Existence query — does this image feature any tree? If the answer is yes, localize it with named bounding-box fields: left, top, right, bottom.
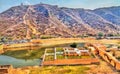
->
left=108, top=33, right=114, bottom=37
left=118, top=46, right=120, bottom=49
left=70, top=43, right=77, bottom=48
left=98, top=32, right=104, bottom=39
left=1, top=37, right=6, bottom=43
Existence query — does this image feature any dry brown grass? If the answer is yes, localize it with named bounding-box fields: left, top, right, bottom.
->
left=31, top=38, right=119, bottom=46
left=86, top=60, right=119, bottom=74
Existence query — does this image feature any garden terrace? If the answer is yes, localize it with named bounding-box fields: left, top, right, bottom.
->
left=42, top=47, right=99, bottom=66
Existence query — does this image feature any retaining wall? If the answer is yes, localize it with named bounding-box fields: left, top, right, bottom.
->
left=87, top=43, right=120, bottom=71
left=3, top=42, right=42, bottom=51
left=43, top=58, right=99, bottom=66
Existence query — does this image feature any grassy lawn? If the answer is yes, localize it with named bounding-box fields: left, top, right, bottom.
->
left=56, top=47, right=63, bottom=52
left=45, top=55, right=54, bottom=61
left=57, top=55, right=92, bottom=59
left=67, top=56, right=81, bottom=59
left=46, top=47, right=63, bottom=53
left=46, top=49, right=54, bottom=53
left=57, top=55, right=65, bottom=59
left=66, top=55, right=91, bottom=59
left=2, top=48, right=45, bottom=59
left=29, top=66, right=90, bottom=74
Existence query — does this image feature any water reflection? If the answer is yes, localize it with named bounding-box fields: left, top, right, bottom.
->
left=0, top=55, right=41, bottom=68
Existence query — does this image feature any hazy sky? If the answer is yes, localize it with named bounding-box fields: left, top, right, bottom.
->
left=0, top=0, right=120, bottom=13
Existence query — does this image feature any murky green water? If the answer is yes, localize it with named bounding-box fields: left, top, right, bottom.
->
left=0, top=55, right=41, bottom=68
left=0, top=43, right=85, bottom=68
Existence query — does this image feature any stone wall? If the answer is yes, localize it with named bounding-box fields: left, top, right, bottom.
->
left=0, top=65, right=13, bottom=74
left=43, top=58, right=99, bottom=66
left=98, top=49, right=120, bottom=70
left=87, top=43, right=120, bottom=71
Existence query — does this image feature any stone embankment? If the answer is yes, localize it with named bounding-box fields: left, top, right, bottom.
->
left=87, top=43, right=120, bottom=71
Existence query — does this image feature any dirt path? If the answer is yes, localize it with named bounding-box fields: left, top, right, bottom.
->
left=23, top=6, right=40, bottom=39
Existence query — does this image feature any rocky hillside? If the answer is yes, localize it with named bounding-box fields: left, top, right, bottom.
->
left=0, top=3, right=120, bottom=39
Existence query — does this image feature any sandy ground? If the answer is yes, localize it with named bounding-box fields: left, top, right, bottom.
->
left=11, top=68, right=30, bottom=74
left=31, top=38, right=119, bottom=45
left=86, top=60, right=119, bottom=74
left=16, top=60, right=120, bottom=74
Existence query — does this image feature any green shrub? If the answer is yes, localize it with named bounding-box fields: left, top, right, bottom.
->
left=70, top=43, right=77, bottom=48
left=118, top=46, right=120, bottom=49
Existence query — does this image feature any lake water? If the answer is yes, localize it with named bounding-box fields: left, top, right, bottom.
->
left=0, top=43, right=85, bottom=68
left=0, top=55, right=41, bottom=68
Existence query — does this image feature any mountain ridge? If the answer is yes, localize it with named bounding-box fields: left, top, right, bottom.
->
left=0, top=3, right=120, bottom=39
